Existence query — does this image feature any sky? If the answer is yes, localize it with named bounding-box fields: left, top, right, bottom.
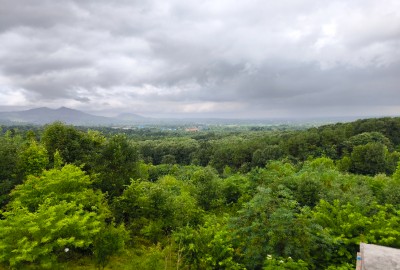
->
left=0, top=0, right=399, bottom=119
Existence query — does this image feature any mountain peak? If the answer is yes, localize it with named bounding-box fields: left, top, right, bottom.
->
left=57, top=106, right=77, bottom=111
left=0, top=107, right=147, bottom=126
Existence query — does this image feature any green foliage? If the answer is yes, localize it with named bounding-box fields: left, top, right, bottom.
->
left=336, top=156, right=351, bottom=172
left=366, top=174, right=389, bottom=203
left=94, top=224, right=128, bottom=269
left=53, top=149, right=64, bottom=169
left=93, top=134, right=139, bottom=198
left=249, top=161, right=296, bottom=188
left=0, top=135, right=20, bottom=180
left=263, top=255, right=308, bottom=270
left=138, top=137, right=199, bottom=165
left=9, top=165, right=104, bottom=212
left=221, top=174, right=251, bottom=206
left=189, top=167, right=223, bottom=211
left=231, top=186, right=316, bottom=269
left=0, top=134, right=22, bottom=207
left=295, top=174, right=323, bottom=207
left=2, top=118, right=400, bottom=269
left=350, top=142, right=388, bottom=175
left=391, top=161, right=400, bottom=181
left=127, top=244, right=178, bottom=270
left=113, top=176, right=202, bottom=242
left=325, top=263, right=354, bottom=270
left=174, top=216, right=244, bottom=270
left=386, top=151, right=400, bottom=175
left=344, top=132, right=392, bottom=152
left=161, top=154, right=176, bottom=164
left=190, top=167, right=221, bottom=211
left=209, top=137, right=255, bottom=172
left=17, top=140, right=48, bottom=177
left=383, top=170, right=400, bottom=205
left=0, top=165, right=112, bottom=268
left=312, top=199, right=400, bottom=265
left=312, top=200, right=367, bottom=263
left=286, top=130, right=321, bottom=161
left=305, top=157, right=336, bottom=170
left=42, top=122, right=91, bottom=165
left=0, top=200, right=102, bottom=268
left=252, top=145, right=284, bottom=167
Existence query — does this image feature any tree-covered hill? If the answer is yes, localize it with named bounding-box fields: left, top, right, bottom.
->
left=0, top=117, right=400, bottom=269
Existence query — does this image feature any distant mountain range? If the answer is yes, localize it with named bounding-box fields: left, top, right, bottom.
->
left=0, top=107, right=147, bottom=126
left=0, top=106, right=367, bottom=127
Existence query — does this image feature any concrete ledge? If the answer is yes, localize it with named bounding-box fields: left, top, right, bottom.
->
left=358, top=243, right=400, bottom=270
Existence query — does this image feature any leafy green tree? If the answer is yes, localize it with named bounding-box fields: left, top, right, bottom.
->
left=386, top=151, right=400, bottom=175
left=17, top=140, right=48, bottom=178
left=231, top=186, right=317, bottom=269
left=350, top=142, right=387, bottom=175
left=113, top=176, right=202, bottom=242
left=41, top=123, right=105, bottom=171
left=293, top=158, right=335, bottom=207
left=0, top=133, right=21, bottom=181
left=247, top=161, right=296, bottom=189
left=391, top=161, right=400, bottom=181
left=174, top=216, right=244, bottom=270
left=190, top=167, right=223, bottom=211
left=336, top=156, right=351, bottom=172
left=161, top=154, right=177, bottom=164
left=8, top=164, right=105, bottom=212
left=221, top=174, right=251, bottom=206
left=129, top=243, right=176, bottom=270
left=312, top=200, right=367, bottom=264
left=53, top=149, right=64, bottom=169
left=252, top=145, right=284, bottom=167
left=209, top=137, right=254, bottom=172
left=93, top=224, right=128, bottom=269
left=0, top=165, right=112, bottom=268
left=286, top=130, right=321, bottom=161
left=138, top=138, right=199, bottom=165
left=381, top=163, right=400, bottom=205
left=295, top=175, right=323, bottom=208
left=0, top=200, right=103, bottom=268
left=343, top=132, right=392, bottom=153
left=318, top=126, right=346, bottom=159
left=312, top=199, right=400, bottom=266
left=0, top=134, right=22, bottom=207
left=191, top=140, right=213, bottom=166
left=365, top=174, right=389, bottom=203
left=42, top=122, right=88, bottom=165
left=94, top=134, right=139, bottom=198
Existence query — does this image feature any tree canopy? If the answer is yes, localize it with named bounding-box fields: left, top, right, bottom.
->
left=1, top=118, right=400, bottom=269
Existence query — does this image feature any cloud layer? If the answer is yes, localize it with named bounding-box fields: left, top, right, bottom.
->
left=1, top=0, right=400, bottom=118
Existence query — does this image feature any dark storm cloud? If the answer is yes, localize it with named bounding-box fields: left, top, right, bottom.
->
left=0, top=0, right=400, bottom=117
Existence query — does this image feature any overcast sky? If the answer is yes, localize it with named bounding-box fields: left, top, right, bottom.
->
left=0, top=0, right=399, bottom=118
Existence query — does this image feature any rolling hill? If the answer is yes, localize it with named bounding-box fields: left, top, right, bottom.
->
left=0, top=107, right=146, bottom=126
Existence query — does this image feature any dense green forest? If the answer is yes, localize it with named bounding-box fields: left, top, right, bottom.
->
left=1, top=117, right=400, bottom=269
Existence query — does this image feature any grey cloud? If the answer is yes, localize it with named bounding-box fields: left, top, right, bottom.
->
left=0, top=0, right=400, bottom=117
left=74, top=96, right=90, bottom=103
left=0, top=0, right=81, bottom=32
left=2, top=53, right=92, bottom=77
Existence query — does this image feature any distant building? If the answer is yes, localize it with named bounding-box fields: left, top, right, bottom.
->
left=185, top=127, right=199, bottom=132
left=356, top=243, right=400, bottom=270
